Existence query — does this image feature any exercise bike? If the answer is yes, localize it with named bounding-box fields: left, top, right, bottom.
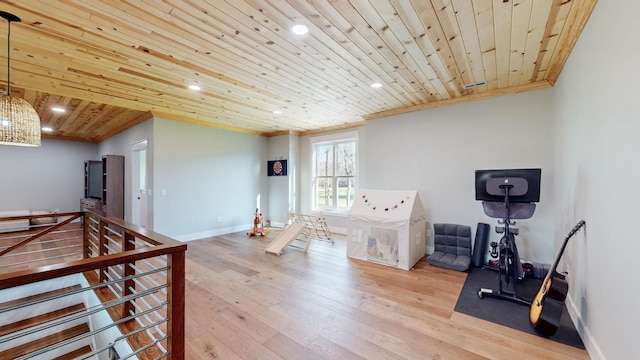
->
left=474, top=169, right=541, bottom=306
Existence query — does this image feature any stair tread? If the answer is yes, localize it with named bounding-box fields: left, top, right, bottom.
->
left=51, top=344, right=93, bottom=360
left=0, top=284, right=83, bottom=310
left=0, top=323, right=90, bottom=359
left=0, top=303, right=86, bottom=337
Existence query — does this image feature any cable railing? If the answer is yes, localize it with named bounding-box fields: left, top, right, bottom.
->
left=0, top=210, right=186, bottom=360
left=0, top=212, right=84, bottom=272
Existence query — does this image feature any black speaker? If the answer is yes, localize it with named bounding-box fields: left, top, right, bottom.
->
left=472, top=222, right=490, bottom=268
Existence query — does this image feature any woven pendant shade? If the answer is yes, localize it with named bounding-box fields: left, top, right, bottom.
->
left=0, top=94, right=41, bottom=146
left=0, top=11, right=41, bottom=147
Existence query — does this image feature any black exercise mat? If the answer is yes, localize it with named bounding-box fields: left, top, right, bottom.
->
left=454, top=267, right=584, bottom=349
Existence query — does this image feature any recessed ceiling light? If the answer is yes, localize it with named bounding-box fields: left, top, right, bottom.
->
left=292, top=24, right=308, bottom=35
left=42, top=126, right=53, bottom=132
left=51, top=106, right=66, bottom=113
left=273, top=110, right=282, bottom=114
left=370, top=82, right=382, bottom=88
left=188, top=84, right=201, bottom=91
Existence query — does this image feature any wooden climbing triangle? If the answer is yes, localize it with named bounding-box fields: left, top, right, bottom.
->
left=288, top=211, right=333, bottom=244
left=264, top=211, right=334, bottom=256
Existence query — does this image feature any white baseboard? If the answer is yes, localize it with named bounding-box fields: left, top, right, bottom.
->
left=330, top=226, right=347, bottom=235
left=174, top=224, right=252, bottom=242
left=174, top=224, right=348, bottom=242
left=269, top=221, right=287, bottom=229
left=566, top=293, right=605, bottom=360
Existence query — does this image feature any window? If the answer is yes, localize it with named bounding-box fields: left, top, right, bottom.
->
left=312, top=134, right=357, bottom=212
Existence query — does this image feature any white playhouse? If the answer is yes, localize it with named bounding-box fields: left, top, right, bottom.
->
left=347, top=189, right=427, bottom=270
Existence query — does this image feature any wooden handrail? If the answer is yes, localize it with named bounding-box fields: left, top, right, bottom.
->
left=92, top=212, right=183, bottom=247
left=0, top=213, right=81, bottom=257
left=0, top=211, right=76, bottom=222
left=0, top=243, right=186, bottom=290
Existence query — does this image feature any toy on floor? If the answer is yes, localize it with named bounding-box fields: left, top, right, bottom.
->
left=247, top=208, right=267, bottom=237
left=263, top=211, right=333, bottom=255
left=265, top=223, right=306, bottom=256
left=288, top=211, right=333, bottom=243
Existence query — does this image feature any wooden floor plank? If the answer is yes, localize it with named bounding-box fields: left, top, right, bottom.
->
left=263, top=333, right=326, bottom=360
left=307, top=335, right=367, bottom=360
left=183, top=232, right=589, bottom=360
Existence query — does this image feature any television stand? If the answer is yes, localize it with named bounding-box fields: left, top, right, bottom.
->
left=80, top=198, right=102, bottom=212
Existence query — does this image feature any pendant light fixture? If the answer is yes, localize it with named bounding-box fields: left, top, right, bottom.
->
left=0, top=11, right=40, bottom=147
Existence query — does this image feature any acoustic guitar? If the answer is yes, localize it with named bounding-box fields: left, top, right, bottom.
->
left=529, top=220, right=585, bottom=336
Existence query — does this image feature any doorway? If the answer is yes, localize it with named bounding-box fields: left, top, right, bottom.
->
left=131, top=140, right=148, bottom=228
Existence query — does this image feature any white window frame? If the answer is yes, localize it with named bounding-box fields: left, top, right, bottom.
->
left=310, top=131, right=358, bottom=213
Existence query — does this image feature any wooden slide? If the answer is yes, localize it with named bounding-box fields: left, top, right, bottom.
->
left=265, top=223, right=306, bottom=256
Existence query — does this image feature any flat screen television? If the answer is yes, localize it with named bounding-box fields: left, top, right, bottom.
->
left=475, top=168, right=541, bottom=203
left=87, top=162, right=103, bottom=199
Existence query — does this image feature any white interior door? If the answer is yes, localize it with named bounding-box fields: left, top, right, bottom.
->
left=131, top=140, right=148, bottom=228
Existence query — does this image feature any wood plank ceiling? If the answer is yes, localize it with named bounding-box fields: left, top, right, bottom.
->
left=0, top=0, right=596, bottom=142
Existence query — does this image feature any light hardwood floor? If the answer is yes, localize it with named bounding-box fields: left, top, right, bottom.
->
left=183, top=231, right=589, bottom=360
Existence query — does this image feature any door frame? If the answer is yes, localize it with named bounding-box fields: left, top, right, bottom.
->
left=131, top=139, right=148, bottom=228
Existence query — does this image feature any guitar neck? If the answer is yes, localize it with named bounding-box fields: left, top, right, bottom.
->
left=546, top=220, right=586, bottom=276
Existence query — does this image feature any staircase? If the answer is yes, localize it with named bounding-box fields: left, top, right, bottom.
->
left=0, top=210, right=187, bottom=359
left=0, top=276, right=95, bottom=359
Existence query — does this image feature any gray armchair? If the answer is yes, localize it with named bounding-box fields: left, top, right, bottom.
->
left=427, top=223, right=472, bottom=271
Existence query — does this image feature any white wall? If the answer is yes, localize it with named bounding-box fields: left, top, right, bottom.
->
left=553, top=1, right=640, bottom=359
left=366, top=90, right=556, bottom=259
left=152, top=118, right=268, bottom=239
left=267, top=135, right=291, bottom=226
left=0, top=139, right=98, bottom=212
left=300, top=90, right=556, bottom=259
left=288, top=133, right=300, bottom=214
